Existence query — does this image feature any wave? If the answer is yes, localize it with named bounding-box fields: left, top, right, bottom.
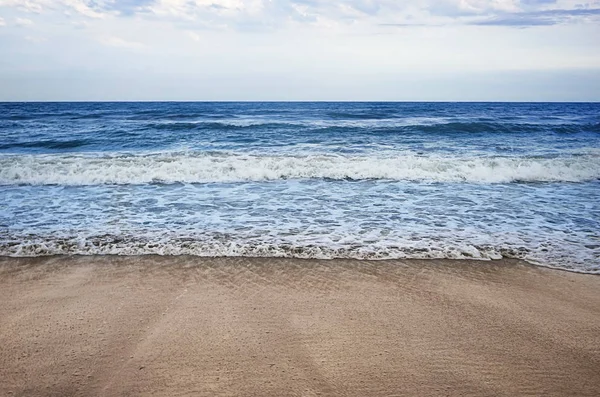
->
left=0, top=234, right=525, bottom=261
left=143, top=120, right=303, bottom=131
left=210, top=121, right=597, bottom=136
left=0, top=139, right=91, bottom=150
left=1, top=151, right=599, bottom=185
left=326, top=111, right=398, bottom=120
left=414, top=122, right=600, bottom=135
left=135, top=120, right=600, bottom=133
left=1, top=234, right=596, bottom=274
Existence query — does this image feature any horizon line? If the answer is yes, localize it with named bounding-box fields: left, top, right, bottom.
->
left=1, top=100, right=599, bottom=104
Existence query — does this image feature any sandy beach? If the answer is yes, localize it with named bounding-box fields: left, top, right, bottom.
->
left=0, top=256, right=599, bottom=397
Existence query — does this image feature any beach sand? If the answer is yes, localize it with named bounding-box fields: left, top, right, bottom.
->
left=0, top=256, right=599, bottom=396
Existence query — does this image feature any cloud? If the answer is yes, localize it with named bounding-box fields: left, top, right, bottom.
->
left=187, top=31, right=201, bottom=41
left=1, top=0, right=599, bottom=29
left=1, top=2, right=599, bottom=101
left=96, top=0, right=156, bottom=16
left=14, top=17, right=33, bottom=26
left=0, top=17, right=5, bottom=26
left=0, top=0, right=46, bottom=13
left=470, top=7, right=600, bottom=26
left=137, top=1, right=600, bottom=29
left=25, top=35, right=47, bottom=43
left=98, top=35, right=145, bottom=49
left=65, top=1, right=106, bottom=18
left=0, top=0, right=106, bottom=18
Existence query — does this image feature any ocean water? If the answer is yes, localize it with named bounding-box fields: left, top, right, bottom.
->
left=1, top=102, right=599, bottom=273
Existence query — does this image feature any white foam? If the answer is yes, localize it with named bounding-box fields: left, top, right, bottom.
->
left=1, top=234, right=596, bottom=274
left=1, top=152, right=599, bottom=185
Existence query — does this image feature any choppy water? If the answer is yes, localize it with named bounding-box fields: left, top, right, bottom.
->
left=1, top=102, right=599, bottom=273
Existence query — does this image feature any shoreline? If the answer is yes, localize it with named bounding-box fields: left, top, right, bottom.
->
left=1, top=256, right=599, bottom=396
left=1, top=254, right=598, bottom=276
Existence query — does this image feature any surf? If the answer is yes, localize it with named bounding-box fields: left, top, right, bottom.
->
left=1, top=151, right=599, bottom=186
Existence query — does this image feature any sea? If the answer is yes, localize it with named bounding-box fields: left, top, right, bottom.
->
left=0, top=102, right=599, bottom=273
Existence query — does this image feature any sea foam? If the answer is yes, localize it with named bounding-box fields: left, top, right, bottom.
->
left=2, top=102, right=599, bottom=274
left=1, top=151, right=598, bottom=186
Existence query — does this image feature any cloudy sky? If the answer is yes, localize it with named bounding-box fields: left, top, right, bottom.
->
left=0, top=0, right=599, bottom=101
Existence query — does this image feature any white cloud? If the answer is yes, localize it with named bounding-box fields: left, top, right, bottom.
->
left=61, top=0, right=106, bottom=18
left=0, top=17, right=5, bottom=26
left=25, top=35, right=47, bottom=43
left=0, top=0, right=107, bottom=18
left=0, top=0, right=47, bottom=13
left=15, top=17, right=33, bottom=26
left=453, top=0, right=521, bottom=14
left=0, top=0, right=598, bottom=100
left=98, top=35, right=145, bottom=50
left=187, top=31, right=201, bottom=42
left=0, top=0, right=40, bottom=5
left=1, top=1, right=599, bottom=29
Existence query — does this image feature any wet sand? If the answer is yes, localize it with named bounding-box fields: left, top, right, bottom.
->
left=0, top=256, right=599, bottom=397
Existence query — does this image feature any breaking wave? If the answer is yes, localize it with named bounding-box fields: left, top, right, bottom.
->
left=0, top=234, right=511, bottom=260
left=1, top=152, right=599, bottom=186
left=1, top=233, right=597, bottom=274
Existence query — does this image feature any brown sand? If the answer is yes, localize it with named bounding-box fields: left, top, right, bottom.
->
left=0, top=256, right=599, bottom=397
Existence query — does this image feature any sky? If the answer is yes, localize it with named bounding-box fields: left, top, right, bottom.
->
left=0, top=0, right=599, bottom=101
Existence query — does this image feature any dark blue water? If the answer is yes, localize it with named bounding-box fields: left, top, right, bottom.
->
left=1, top=102, right=599, bottom=272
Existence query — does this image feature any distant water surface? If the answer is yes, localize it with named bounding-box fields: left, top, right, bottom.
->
left=1, top=102, right=599, bottom=273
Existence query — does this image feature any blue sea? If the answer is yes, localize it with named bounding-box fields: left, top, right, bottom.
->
left=1, top=102, right=599, bottom=273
